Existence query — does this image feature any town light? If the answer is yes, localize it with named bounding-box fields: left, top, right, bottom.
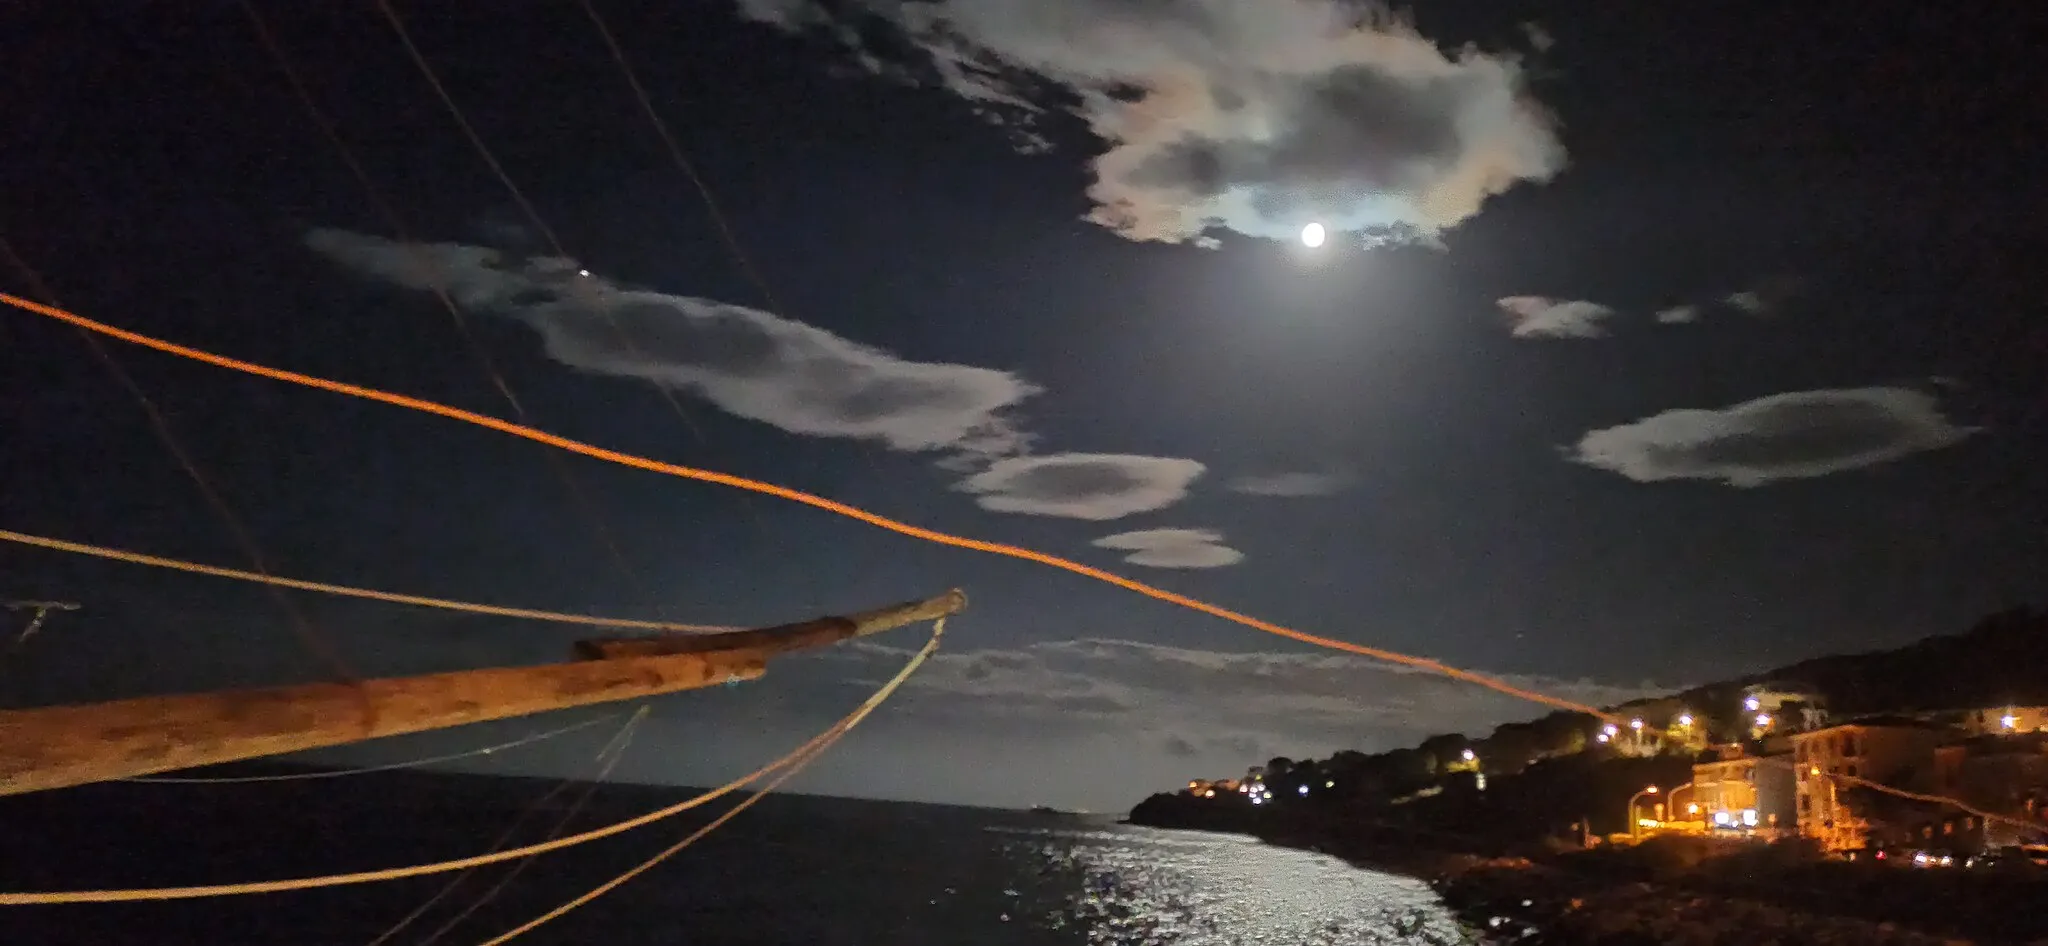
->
left=1629, top=718, right=1643, bottom=730
left=2002, top=714, right=2019, bottom=730
left=1203, top=789, right=1216, bottom=798
left=1744, top=696, right=1762, bottom=712
left=1755, top=713, right=1772, bottom=727
left=1325, top=780, right=1335, bottom=788
left=1676, top=714, right=1693, bottom=727
left=1645, top=785, right=1659, bottom=794
left=1810, top=765, right=1821, bottom=776
left=1298, top=784, right=1310, bottom=796
left=1687, top=803, right=1700, bottom=814
left=1596, top=732, right=1610, bottom=743
left=1460, top=749, right=1476, bottom=762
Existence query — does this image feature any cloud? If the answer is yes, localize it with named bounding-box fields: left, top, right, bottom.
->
left=1569, top=386, right=1978, bottom=487
left=1723, top=290, right=1766, bottom=314
left=738, top=0, right=1566, bottom=246
left=308, top=229, right=1039, bottom=459
left=1654, top=304, right=1700, bottom=325
left=1093, top=528, right=1245, bottom=569
left=955, top=453, right=1206, bottom=520
left=1496, top=296, right=1616, bottom=339
left=817, top=637, right=1665, bottom=760
left=1229, top=471, right=1353, bottom=497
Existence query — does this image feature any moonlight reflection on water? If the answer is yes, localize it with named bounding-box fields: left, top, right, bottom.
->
left=1003, top=825, right=1469, bottom=945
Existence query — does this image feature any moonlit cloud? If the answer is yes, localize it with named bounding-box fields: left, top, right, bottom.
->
left=1654, top=304, right=1701, bottom=325
left=1093, top=528, right=1244, bottom=569
left=1569, top=386, right=1978, bottom=487
left=308, top=229, right=1040, bottom=459
left=737, top=0, right=1566, bottom=246
left=1496, top=296, right=1617, bottom=339
left=1229, top=471, right=1354, bottom=497
left=1724, top=290, right=1766, bottom=314
left=955, top=453, right=1206, bottom=520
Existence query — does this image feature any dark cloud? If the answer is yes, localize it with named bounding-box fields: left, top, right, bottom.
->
left=1496, top=296, right=1617, bottom=339
left=737, top=0, right=1565, bottom=245
left=955, top=453, right=1205, bottom=520
left=1228, top=471, right=1354, bottom=497
left=1654, top=304, right=1701, bottom=325
left=1570, top=386, right=1978, bottom=486
left=1092, top=528, right=1244, bottom=569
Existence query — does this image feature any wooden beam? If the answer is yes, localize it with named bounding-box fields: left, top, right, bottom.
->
left=0, top=589, right=965, bottom=797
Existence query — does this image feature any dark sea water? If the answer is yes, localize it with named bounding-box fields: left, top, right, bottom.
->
left=0, top=771, right=1467, bottom=945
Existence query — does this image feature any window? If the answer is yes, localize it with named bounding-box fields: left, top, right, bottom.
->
left=1943, top=821, right=1954, bottom=835
left=1845, top=764, right=1857, bottom=778
left=1922, top=826, right=1933, bottom=839
left=1800, top=796, right=1811, bottom=813
left=1963, top=817, right=1975, bottom=829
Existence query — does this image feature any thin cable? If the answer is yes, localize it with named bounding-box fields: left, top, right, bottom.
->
left=372, top=0, right=830, bottom=616
left=0, top=237, right=359, bottom=686
left=0, top=527, right=733, bottom=633
left=120, top=712, right=625, bottom=784
left=571, top=0, right=784, bottom=317
left=0, top=616, right=940, bottom=905
left=234, top=1, right=663, bottom=616
left=364, top=706, right=649, bottom=946
left=12, top=294, right=2030, bottom=838
left=477, top=618, right=944, bottom=946
left=571, top=0, right=927, bottom=553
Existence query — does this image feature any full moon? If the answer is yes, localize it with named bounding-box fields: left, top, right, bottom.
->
left=1300, top=222, right=1326, bottom=248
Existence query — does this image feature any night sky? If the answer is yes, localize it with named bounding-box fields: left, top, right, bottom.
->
left=2, top=1, right=2041, bottom=811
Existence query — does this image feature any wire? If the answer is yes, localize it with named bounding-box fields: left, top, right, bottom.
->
left=0, top=616, right=941, bottom=905
left=234, top=0, right=664, bottom=616
left=476, top=618, right=944, bottom=945
left=371, top=0, right=831, bottom=615
left=8, top=293, right=2034, bottom=840
left=0, top=527, right=733, bottom=633
left=570, top=0, right=785, bottom=319
left=0, top=236, right=359, bottom=687
left=364, top=706, right=649, bottom=946
left=119, top=712, right=625, bottom=784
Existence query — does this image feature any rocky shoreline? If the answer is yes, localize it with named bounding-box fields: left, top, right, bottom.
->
left=1131, top=809, right=2044, bottom=945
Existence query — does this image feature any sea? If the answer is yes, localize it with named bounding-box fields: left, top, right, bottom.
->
left=0, top=770, right=1468, bottom=946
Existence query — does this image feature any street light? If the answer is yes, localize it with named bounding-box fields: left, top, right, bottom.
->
left=1460, top=749, right=1477, bottom=762
left=2001, top=714, right=2019, bottom=731
left=1628, top=785, right=1659, bottom=840
left=1676, top=713, right=1693, bottom=727
left=1629, top=718, right=1643, bottom=731
left=1668, top=783, right=1696, bottom=822
left=1744, top=696, right=1762, bottom=712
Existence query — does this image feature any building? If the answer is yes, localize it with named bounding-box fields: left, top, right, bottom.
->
left=1960, top=705, right=2048, bottom=736
left=1791, top=717, right=1949, bottom=854
left=1742, top=681, right=1829, bottom=732
left=1689, top=748, right=1795, bottom=836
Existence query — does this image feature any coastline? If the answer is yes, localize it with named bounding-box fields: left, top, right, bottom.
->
left=1131, top=808, right=2041, bottom=945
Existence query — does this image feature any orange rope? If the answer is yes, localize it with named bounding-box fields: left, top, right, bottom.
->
left=0, top=291, right=1601, bottom=721
left=5, top=294, right=2036, bottom=843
